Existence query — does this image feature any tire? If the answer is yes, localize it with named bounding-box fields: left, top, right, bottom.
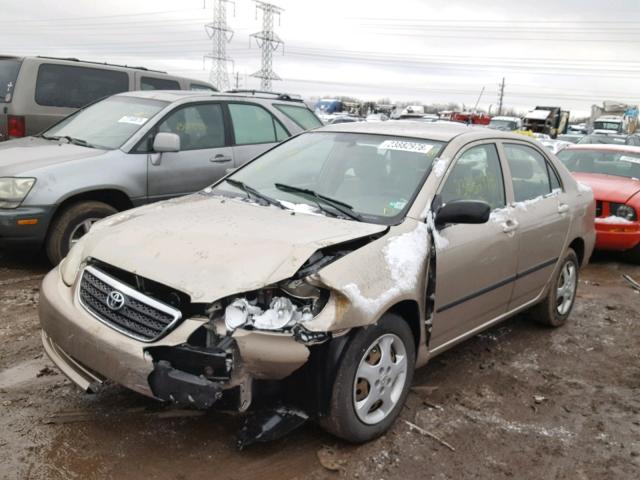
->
left=45, top=201, right=117, bottom=265
left=528, top=248, right=579, bottom=327
left=319, top=313, right=416, bottom=443
left=623, top=244, right=640, bottom=265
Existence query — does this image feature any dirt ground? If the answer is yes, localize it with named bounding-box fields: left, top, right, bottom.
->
left=0, top=247, right=639, bottom=480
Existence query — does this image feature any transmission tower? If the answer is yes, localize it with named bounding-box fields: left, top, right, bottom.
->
left=204, top=0, right=234, bottom=91
left=250, top=1, right=284, bottom=91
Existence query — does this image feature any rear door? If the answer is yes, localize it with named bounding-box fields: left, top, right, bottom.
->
left=147, top=102, right=233, bottom=200
left=227, top=102, right=289, bottom=167
left=430, top=142, right=519, bottom=351
left=500, top=142, right=570, bottom=310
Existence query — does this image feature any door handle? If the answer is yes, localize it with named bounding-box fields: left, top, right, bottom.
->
left=210, top=154, right=232, bottom=163
left=501, top=219, right=519, bottom=234
left=558, top=203, right=570, bottom=214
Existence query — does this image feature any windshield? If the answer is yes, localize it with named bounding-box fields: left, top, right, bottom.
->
left=44, top=96, right=168, bottom=150
left=213, top=132, right=445, bottom=224
left=578, top=134, right=627, bottom=145
left=594, top=121, right=621, bottom=131
left=558, top=149, right=640, bottom=180
left=0, top=58, right=21, bottom=102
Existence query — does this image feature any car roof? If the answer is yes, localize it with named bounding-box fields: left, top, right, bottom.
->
left=564, top=144, right=640, bottom=154
left=316, top=120, right=522, bottom=142
left=116, top=89, right=305, bottom=104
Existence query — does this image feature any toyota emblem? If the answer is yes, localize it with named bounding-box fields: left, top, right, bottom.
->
left=106, top=290, right=126, bottom=311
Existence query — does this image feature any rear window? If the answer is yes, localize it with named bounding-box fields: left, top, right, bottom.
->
left=274, top=104, right=323, bottom=130
left=35, top=64, right=129, bottom=108
left=141, top=77, right=181, bottom=91
left=0, top=58, right=22, bottom=102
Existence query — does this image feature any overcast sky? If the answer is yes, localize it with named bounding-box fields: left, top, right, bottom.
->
left=3, top=0, right=640, bottom=116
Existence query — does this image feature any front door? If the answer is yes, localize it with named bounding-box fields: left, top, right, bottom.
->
left=430, top=142, right=519, bottom=352
left=500, top=142, right=571, bottom=310
left=147, top=102, right=233, bottom=201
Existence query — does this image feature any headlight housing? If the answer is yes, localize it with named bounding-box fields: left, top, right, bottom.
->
left=0, top=177, right=36, bottom=208
left=223, top=279, right=329, bottom=332
left=611, top=203, right=637, bottom=221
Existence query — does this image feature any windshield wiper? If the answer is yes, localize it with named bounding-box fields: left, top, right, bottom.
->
left=41, top=134, right=95, bottom=148
left=274, top=183, right=362, bottom=221
left=225, top=178, right=285, bottom=209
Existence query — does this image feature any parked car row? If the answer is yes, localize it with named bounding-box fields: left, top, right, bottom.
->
left=3, top=63, right=631, bottom=446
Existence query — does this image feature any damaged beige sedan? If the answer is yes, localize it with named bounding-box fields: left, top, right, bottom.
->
left=39, top=122, right=595, bottom=446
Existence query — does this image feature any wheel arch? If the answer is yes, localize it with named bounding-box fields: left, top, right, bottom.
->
left=568, top=237, right=586, bottom=267
left=47, top=188, right=134, bottom=232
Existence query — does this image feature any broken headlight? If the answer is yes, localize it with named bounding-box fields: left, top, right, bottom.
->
left=223, top=279, right=329, bottom=332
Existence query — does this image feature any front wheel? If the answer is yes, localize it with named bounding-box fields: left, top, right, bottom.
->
left=528, top=248, right=579, bottom=327
left=45, top=201, right=117, bottom=265
left=319, top=313, right=415, bottom=443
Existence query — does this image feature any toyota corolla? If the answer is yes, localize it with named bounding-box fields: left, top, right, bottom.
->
left=39, top=122, right=595, bottom=445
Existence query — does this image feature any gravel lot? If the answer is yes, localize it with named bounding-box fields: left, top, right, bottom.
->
left=1, top=247, right=639, bottom=480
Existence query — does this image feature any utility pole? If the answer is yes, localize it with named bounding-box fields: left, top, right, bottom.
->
left=250, top=1, right=284, bottom=91
left=204, top=0, right=234, bottom=91
left=497, top=77, right=505, bottom=115
left=235, top=71, right=240, bottom=89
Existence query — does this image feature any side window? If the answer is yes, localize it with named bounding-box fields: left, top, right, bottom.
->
left=141, top=77, right=180, bottom=91
left=156, top=103, right=225, bottom=151
left=504, top=144, right=554, bottom=202
left=228, top=103, right=289, bottom=145
left=440, top=143, right=505, bottom=210
left=548, top=163, right=562, bottom=191
left=274, top=104, right=323, bottom=130
left=35, top=64, right=129, bottom=108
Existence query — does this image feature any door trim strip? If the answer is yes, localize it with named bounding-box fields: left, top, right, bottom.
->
left=436, top=256, right=559, bottom=313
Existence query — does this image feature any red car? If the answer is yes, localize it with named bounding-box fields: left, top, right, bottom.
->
left=558, top=144, right=640, bottom=261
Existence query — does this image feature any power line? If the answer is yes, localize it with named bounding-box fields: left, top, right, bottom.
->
left=250, top=1, right=284, bottom=91
left=204, top=0, right=235, bottom=91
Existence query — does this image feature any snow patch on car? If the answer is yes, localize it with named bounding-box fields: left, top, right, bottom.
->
left=431, top=157, right=449, bottom=178
left=595, top=215, right=635, bottom=224
left=342, top=222, right=429, bottom=315
left=577, top=182, right=593, bottom=193
left=280, top=201, right=323, bottom=216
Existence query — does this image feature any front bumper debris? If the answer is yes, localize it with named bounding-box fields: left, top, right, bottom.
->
left=148, top=361, right=224, bottom=409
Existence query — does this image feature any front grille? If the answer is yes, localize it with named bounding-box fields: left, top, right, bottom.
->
left=78, top=266, right=182, bottom=342
left=595, top=200, right=603, bottom=218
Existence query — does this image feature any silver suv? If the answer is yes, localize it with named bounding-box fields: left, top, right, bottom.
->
left=0, top=89, right=322, bottom=263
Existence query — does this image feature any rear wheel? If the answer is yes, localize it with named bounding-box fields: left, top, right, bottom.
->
left=45, top=201, right=117, bottom=265
left=319, top=314, right=415, bottom=443
left=528, top=248, right=579, bottom=327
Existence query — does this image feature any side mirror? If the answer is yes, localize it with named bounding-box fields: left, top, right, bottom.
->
left=435, top=200, right=491, bottom=227
left=153, top=132, right=180, bottom=153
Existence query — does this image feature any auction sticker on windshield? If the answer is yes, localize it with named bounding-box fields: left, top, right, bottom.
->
left=118, top=115, right=149, bottom=125
left=378, top=140, right=434, bottom=154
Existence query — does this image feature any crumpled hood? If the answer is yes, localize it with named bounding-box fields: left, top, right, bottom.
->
left=81, top=194, right=388, bottom=302
left=572, top=172, right=640, bottom=204
left=0, top=136, right=107, bottom=176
